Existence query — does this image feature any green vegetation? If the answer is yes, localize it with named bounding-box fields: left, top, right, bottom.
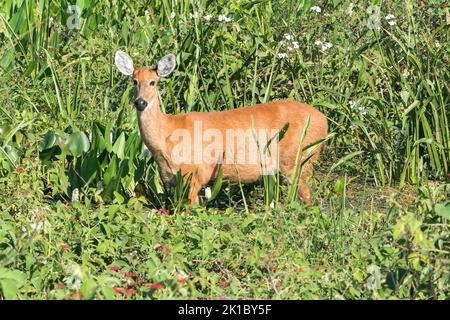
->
left=0, top=0, right=449, bottom=299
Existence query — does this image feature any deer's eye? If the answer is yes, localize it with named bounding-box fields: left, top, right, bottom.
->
left=149, top=80, right=155, bottom=86
left=133, top=79, right=138, bottom=86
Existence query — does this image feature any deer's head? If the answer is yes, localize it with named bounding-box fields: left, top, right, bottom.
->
left=115, top=51, right=176, bottom=111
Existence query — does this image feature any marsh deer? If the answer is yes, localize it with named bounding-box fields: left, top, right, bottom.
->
left=115, top=50, right=328, bottom=205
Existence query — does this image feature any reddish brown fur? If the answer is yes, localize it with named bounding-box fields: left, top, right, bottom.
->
left=133, top=68, right=328, bottom=205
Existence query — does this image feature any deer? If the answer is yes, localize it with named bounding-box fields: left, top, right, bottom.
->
left=114, top=50, right=328, bottom=206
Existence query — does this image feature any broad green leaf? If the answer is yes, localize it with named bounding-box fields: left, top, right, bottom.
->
left=112, top=132, right=126, bottom=160
left=435, top=203, right=450, bottom=220
left=40, top=131, right=57, bottom=151
left=67, top=131, right=90, bottom=157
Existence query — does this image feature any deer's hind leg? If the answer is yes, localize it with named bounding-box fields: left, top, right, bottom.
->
left=283, top=161, right=313, bottom=205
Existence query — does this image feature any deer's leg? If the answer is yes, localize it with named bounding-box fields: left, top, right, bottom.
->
left=188, top=176, right=202, bottom=205
left=285, top=162, right=313, bottom=205
left=183, top=166, right=211, bottom=205
left=297, top=163, right=313, bottom=205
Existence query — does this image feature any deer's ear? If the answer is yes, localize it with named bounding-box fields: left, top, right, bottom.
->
left=157, top=54, right=176, bottom=77
left=115, top=50, right=134, bottom=76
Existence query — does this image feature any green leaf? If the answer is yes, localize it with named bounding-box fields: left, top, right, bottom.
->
left=0, top=279, right=19, bottom=300
left=113, top=191, right=124, bottom=204
left=80, top=150, right=100, bottom=184
left=0, top=268, right=26, bottom=300
left=112, top=132, right=126, bottom=160
left=208, top=168, right=223, bottom=203
left=67, top=131, right=90, bottom=157
left=435, top=203, right=450, bottom=220
left=40, top=131, right=57, bottom=151
left=333, top=179, right=345, bottom=193
left=104, top=122, right=113, bottom=153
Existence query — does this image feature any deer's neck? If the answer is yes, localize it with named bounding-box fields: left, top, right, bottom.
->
left=137, top=98, right=168, bottom=154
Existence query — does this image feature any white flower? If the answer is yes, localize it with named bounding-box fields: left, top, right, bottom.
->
left=218, top=14, right=231, bottom=23
left=349, top=100, right=356, bottom=109
left=310, top=6, right=322, bottom=13
left=358, top=106, right=366, bottom=115
left=65, top=265, right=82, bottom=290
left=24, top=220, right=51, bottom=234
left=269, top=201, right=275, bottom=208
left=322, top=42, right=333, bottom=50
left=315, top=40, right=333, bottom=51
left=71, top=188, right=79, bottom=202
left=49, top=17, right=55, bottom=26
left=189, top=11, right=199, bottom=20
left=347, top=3, right=354, bottom=16
left=277, top=53, right=288, bottom=59
left=287, top=46, right=293, bottom=51
left=204, top=14, right=213, bottom=21
left=292, top=41, right=299, bottom=49
left=435, top=41, right=440, bottom=48
left=170, top=12, right=176, bottom=19
left=284, top=33, right=294, bottom=41
left=204, top=187, right=212, bottom=199
left=385, top=14, right=397, bottom=26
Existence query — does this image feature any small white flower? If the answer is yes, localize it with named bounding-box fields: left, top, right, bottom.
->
left=71, top=188, right=79, bottom=202
left=170, top=12, right=176, bottom=19
left=435, top=41, right=440, bottom=48
left=204, top=187, right=212, bottom=199
left=358, top=106, right=366, bottom=115
left=402, top=69, right=410, bottom=78
left=385, top=14, right=397, bottom=26
left=204, top=14, right=213, bottom=21
left=65, top=265, right=82, bottom=290
left=347, top=3, right=354, bottom=16
left=287, top=46, right=293, bottom=51
left=26, top=220, right=51, bottom=234
left=284, top=33, right=294, bottom=41
left=349, top=100, right=356, bottom=109
left=310, top=6, right=322, bottom=13
left=269, top=201, right=275, bottom=208
left=49, top=17, right=55, bottom=26
left=189, top=11, right=199, bottom=20
left=315, top=40, right=332, bottom=51
left=277, top=53, right=288, bottom=59
left=179, top=288, right=189, bottom=297
left=292, top=41, right=299, bottom=49
left=218, top=14, right=231, bottom=23
left=322, top=42, right=333, bottom=50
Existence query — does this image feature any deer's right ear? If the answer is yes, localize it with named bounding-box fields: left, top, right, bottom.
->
left=157, top=54, right=176, bottom=77
left=115, top=50, right=134, bottom=76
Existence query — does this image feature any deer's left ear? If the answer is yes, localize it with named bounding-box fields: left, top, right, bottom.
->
left=157, top=54, right=176, bottom=77
left=115, top=50, right=134, bottom=76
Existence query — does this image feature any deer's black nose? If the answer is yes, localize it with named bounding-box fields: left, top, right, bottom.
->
left=134, top=98, right=148, bottom=111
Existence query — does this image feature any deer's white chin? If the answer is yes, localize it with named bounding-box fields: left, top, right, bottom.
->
left=147, top=99, right=154, bottom=110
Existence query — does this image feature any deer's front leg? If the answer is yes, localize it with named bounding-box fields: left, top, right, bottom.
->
left=184, top=166, right=211, bottom=205
left=181, top=166, right=202, bottom=205
left=188, top=177, right=202, bottom=204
